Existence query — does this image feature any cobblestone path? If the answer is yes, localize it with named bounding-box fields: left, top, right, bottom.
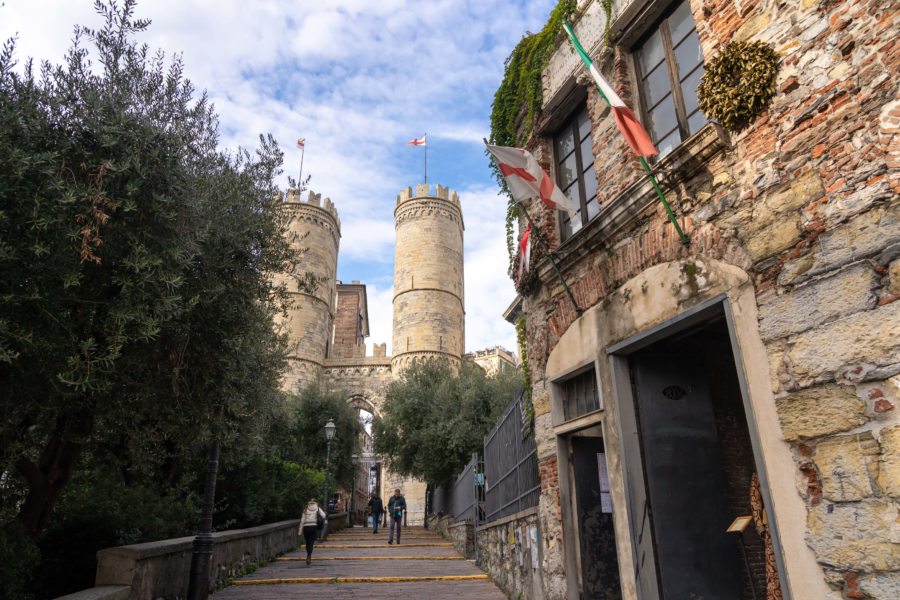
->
left=213, top=526, right=507, bottom=599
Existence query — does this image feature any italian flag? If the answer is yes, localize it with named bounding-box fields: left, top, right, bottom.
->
left=562, top=22, right=658, bottom=158
left=485, top=144, right=579, bottom=218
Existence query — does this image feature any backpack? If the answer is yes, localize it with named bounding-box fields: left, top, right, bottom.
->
left=316, top=509, right=325, bottom=528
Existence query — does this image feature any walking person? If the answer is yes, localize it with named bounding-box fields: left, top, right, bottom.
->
left=387, top=488, right=406, bottom=545
left=299, top=498, right=326, bottom=565
left=367, top=492, right=384, bottom=534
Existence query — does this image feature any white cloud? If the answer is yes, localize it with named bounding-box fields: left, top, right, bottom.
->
left=2, top=0, right=551, bottom=362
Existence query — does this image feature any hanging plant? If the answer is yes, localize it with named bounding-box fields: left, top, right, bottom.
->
left=488, top=0, right=577, bottom=274
left=697, top=40, right=779, bottom=132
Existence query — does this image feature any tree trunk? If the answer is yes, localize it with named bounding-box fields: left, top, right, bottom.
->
left=16, top=412, right=94, bottom=539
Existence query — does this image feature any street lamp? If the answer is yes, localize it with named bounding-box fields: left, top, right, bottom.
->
left=321, top=419, right=336, bottom=538
left=349, top=454, right=359, bottom=528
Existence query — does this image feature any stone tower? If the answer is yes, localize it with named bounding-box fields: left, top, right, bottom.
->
left=391, top=183, right=465, bottom=373
left=275, top=189, right=340, bottom=391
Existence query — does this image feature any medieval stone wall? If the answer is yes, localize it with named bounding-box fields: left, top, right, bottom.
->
left=273, top=190, right=340, bottom=392
left=515, top=1, right=899, bottom=599
left=392, top=183, right=465, bottom=372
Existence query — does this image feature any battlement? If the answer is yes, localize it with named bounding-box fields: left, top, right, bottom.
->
left=283, top=188, right=341, bottom=227
left=396, top=183, right=460, bottom=206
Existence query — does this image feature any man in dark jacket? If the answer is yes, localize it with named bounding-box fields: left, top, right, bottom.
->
left=387, top=488, right=406, bottom=544
left=367, top=492, right=384, bottom=533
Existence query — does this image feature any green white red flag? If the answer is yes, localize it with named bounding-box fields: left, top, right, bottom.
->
left=562, top=22, right=658, bottom=157
left=485, top=143, right=579, bottom=218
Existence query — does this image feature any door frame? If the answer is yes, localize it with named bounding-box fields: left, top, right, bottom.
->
left=606, top=294, right=791, bottom=600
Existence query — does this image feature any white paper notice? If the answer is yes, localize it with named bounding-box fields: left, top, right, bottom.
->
left=530, top=525, right=539, bottom=569
left=598, top=453, right=612, bottom=514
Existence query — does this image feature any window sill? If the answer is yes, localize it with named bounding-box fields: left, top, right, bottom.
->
left=554, top=409, right=603, bottom=435
left=541, top=120, right=730, bottom=280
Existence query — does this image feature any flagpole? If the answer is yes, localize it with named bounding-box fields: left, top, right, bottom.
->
left=424, top=133, right=428, bottom=184
left=518, top=202, right=583, bottom=317
left=298, top=145, right=305, bottom=191
left=562, top=21, right=689, bottom=245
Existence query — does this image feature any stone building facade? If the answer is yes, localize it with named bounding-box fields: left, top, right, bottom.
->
left=275, top=183, right=467, bottom=526
left=497, top=1, right=899, bottom=599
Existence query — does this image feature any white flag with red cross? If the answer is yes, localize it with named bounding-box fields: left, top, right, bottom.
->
left=485, top=144, right=578, bottom=218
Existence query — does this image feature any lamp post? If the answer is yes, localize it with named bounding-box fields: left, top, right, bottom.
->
left=186, top=440, right=219, bottom=600
left=321, top=419, right=336, bottom=538
left=349, top=454, right=359, bottom=528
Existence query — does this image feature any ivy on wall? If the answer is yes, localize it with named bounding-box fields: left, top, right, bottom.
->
left=516, top=315, right=535, bottom=434
left=697, top=40, right=779, bottom=132
left=488, top=0, right=577, bottom=274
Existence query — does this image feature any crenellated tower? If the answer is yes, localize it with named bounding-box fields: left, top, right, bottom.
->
left=274, top=189, right=340, bottom=391
left=391, top=183, right=465, bottom=373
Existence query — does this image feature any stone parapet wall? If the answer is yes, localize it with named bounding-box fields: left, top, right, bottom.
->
left=87, top=520, right=300, bottom=599
left=426, top=515, right=475, bottom=559
left=476, top=508, right=544, bottom=600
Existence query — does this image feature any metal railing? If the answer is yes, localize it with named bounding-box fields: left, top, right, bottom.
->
left=432, top=452, right=480, bottom=523
left=483, top=388, right=540, bottom=522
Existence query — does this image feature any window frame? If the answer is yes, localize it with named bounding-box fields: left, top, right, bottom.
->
left=632, top=0, right=705, bottom=160
left=560, top=365, right=602, bottom=422
left=552, top=105, right=597, bottom=243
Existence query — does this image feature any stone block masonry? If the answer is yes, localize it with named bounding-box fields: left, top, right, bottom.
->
left=392, top=183, right=465, bottom=373
left=509, top=0, right=900, bottom=598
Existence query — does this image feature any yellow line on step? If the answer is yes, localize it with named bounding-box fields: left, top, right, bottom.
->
left=276, top=556, right=464, bottom=561
left=310, top=543, right=453, bottom=548
left=233, top=574, right=489, bottom=585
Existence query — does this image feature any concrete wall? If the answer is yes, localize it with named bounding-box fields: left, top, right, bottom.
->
left=82, top=520, right=300, bottom=600
left=510, top=1, right=900, bottom=598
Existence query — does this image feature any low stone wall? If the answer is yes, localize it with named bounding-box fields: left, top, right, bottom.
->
left=74, top=519, right=300, bottom=600
left=476, top=507, right=544, bottom=600
left=426, top=514, right=475, bottom=559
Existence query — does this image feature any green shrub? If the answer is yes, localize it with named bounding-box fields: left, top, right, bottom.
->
left=0, top=522, right=40, bottom=600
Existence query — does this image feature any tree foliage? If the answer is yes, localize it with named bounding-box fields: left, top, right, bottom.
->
left=373, top=359, right=519, bottom=486
left=0, top=0, right=303, bottom=539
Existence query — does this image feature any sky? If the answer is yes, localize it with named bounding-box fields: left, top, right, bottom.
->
left=1, top=0, right=558, bottom=356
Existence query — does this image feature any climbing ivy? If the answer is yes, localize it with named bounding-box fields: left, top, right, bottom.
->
left=516, top=316, right=535, bottom=434
left=489, top=0, right=577, bottom=273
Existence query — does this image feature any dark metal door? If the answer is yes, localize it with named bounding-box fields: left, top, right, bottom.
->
left=631, top=351, right=743, bottom=599
left=571, top=436, right=622, bottom=600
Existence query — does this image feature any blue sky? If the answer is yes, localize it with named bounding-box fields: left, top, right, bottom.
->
left=1, top=0, right=558, bottom=355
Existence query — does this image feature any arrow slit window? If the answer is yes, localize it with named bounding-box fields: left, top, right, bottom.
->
left=634, top=0, right=707, bottom=159
left=555, top=106, right=598, bottom=242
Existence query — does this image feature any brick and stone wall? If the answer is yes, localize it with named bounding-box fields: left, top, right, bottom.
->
left=514, top=1, right=899, bottom=598
left=476, top=508, right=544, bottom=600
left=332, top=285, right=365, bottom=358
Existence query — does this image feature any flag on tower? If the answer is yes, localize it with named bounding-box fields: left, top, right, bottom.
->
left=407, top=134, right=427, bottom=146
left=517, top=222, right=532, bottom=282
left=296, top=138, right=305, bottom=149
left=562, top=22, right=657, bottom=157
left=485, top=143, right=578, bottom=218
